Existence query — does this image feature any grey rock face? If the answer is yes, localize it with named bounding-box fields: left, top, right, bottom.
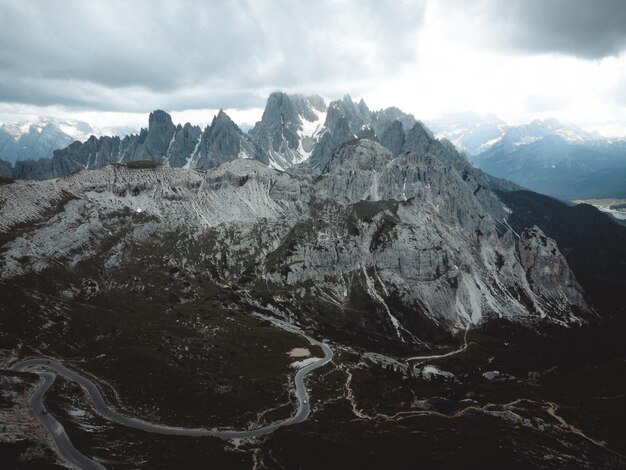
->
left=250, top=92, right=300, bottom=153
left=370, top=106, right=417, bottom=137
left=6, top=92, right=450, bottom=181
left=0, top=128, right=12, bottom=155
left=402, top=122, right=470, bottom=172
left=9, top=90, right=619, bottom=211
left=0, top=137, right=592, bottom=350
left=308, top=103, right=355, bottom=170
left=317, top=140, right=503, bottom=229
left=166, top=123, right=203, bottom=167
left=141, top=110, right=177, bottom=161
left=192, top=110, right=267, bottom=169
left=356, top=125, right=376, bottom=140
left=403, top=122, right=432, bottom=154
left=12, top=154, right=67, bottom=180
left=516, top=226, right=587, bottom=313
left=307, top=98, right=420, bottom=171
left=307, top=95, right=375, bottom=170
left=250, top=92, right=327, bottom=170
left=379, top=121, right=405, bottom=156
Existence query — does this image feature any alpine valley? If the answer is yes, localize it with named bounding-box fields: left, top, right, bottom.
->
left=1, top=93, right=625, bottom=469
left=428, top=113, right=626, bottom=204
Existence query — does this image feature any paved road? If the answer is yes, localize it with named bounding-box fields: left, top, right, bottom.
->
left=10, top=318, right=333, bottom=469
left=26, top=371, right=106, bottom=470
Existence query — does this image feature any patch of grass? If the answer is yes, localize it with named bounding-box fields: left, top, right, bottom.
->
left=0, top=441, right=66, bottom=470
left=60, top=297, right=312, bottom=428
left=262, top=405, right=614, bottom=470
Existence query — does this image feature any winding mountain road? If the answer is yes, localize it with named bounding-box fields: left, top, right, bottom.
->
left=10, top=317, right=333, bottom=469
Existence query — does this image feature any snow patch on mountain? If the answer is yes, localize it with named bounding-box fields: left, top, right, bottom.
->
left=297, top=108, right=327, bottom=162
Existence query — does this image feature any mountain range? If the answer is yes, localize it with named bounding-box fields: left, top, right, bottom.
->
left=428, top=113, right=626, bottom=201
left=2, top=92, right=626, bottom=469
left=2, top=98, right=623, bottom=345
left=0, top=93, right=427, bottom=181
left=0, top=117, right=135, bottom=167
left=2, top=98, right=624, bottom=207
left=427, top=113, right=603, bottom=156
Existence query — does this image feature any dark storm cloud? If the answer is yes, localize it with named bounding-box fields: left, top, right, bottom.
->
left=474, top=0, right=626, bottom=59
left=0, top=0, right=426, bottom=111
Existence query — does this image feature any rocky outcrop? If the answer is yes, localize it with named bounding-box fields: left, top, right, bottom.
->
left=516, top=226, right=587, bottom=313
left=308, top=95, right=368, bottom=170
left=140, top=110, right=177, bottom=160
left=370, top=106, right=417, bottom=138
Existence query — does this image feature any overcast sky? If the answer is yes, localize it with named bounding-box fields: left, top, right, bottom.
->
left=1, top=0, right=626, bottom=136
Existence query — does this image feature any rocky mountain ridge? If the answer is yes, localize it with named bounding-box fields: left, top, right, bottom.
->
left=0, top=117, right=134, bottom=166
left=428, top=113, right=603, bottom=156
left=428, top=113, right=626, bottom=200
left=0, top=136, right=593, bottom=350
left=0, top=92, right=441, bottom=181
left=472, top=133, right=626, bottom=200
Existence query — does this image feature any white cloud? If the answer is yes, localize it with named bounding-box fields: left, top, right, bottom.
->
left=361, top=2, right=626, bottom=137
left=1, top=0, right=625, bottom=136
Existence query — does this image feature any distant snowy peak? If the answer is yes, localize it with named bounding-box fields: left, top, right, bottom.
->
left=540, top=119, right=602, bottom=143
left=428, top=114, right=603, bottom=156
left=0, top=119, right=92, bottom=165
left=427, top=113, right=508, bottom=156
left=490, top=119, right=602, bottom=155
left=1, top=117, right=135, bottom=143
left=0, top=117, right=138, bottom=166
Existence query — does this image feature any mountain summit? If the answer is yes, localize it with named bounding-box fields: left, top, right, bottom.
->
left=0, top=93, right=430, bottom=180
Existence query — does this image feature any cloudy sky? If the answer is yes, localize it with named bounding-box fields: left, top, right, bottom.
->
left=1, top=0, right=626, bottom=135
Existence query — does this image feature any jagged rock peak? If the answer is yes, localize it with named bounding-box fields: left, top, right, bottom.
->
left=250, top=92, right=328, bottom=170
left=148, top=109, right=174, bottom=129
left=4, top=92, right=466, bottom=181
left=403, top=121, right=433, bottom=153
left=213, top=109, right=238, bottom=128
left=261, top=92, right=327, bottom=122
